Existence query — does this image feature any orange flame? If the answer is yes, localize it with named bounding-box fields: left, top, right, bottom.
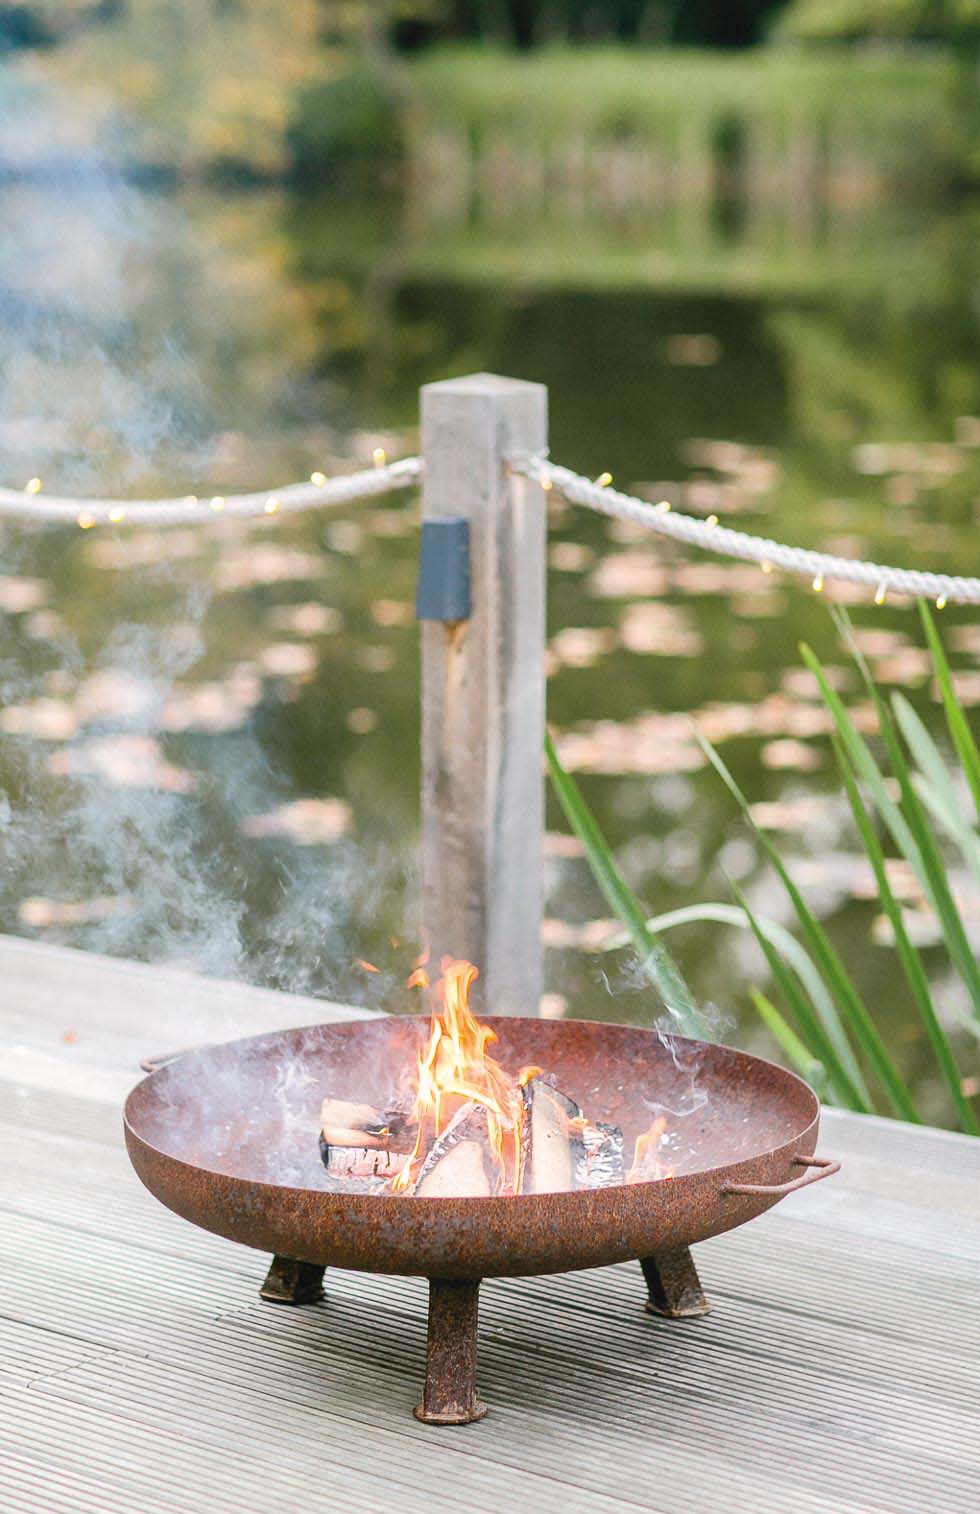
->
left=392, top=958, right=523, bottom=1194
left=627, top=1115, right=669, bottom=1183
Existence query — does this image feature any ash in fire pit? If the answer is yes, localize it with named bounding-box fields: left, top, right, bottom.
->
left=318, top=958, right=654, bottom=1197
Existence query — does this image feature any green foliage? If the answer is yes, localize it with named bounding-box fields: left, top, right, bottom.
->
left=709, top=615, right=980, bottom=1133
left=410, top=1, right=788, bottom=47
left=287, top=67, right=405, bottom=179
left=544, top=731, right=707, bottom=1036
left=697, top=725, right=922, bottom=1122
left=26, top=0, right=330, bottom=177
left=12, top=3, right=980, bottom=182
left=779, top=0, right=980, bottom=45
left=407, top=41, right=962, bottom=133
left=546, top=609, right=980, bottom=1135
left=405, top=44, right=975, bottom=194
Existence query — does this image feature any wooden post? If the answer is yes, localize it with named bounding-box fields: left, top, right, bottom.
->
left=420, top=373, right=547, bottom=1015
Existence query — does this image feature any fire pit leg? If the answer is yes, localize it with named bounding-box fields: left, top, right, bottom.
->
left=259, top=1256, right=326, bottom=1305
left=640, top=1248, right=711, bottom=1319
left=414, top=1278, right=488, bottom=1426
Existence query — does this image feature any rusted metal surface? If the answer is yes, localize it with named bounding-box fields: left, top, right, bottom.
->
left=259, top=1256, right=326, bottom=1305
left=125, top=1016, right=839, bottom=1421
left=641, top=1248, right=712, bottom=1319
left=414, top=1278, right=487, bottom=1425
left=124, top=1016, right=833, bottom=1281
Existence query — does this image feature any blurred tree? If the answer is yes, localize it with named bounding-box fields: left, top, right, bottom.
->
left=26, top=0, right=329, bottom=175
left=669, top=1, right=790, bottom=45
left=389, top=1, right=791, bottom=47
left=779, top=0, right=980, bottom=45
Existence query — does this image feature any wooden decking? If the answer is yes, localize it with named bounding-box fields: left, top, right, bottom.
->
left=1, top=936, right=978, bottom=1513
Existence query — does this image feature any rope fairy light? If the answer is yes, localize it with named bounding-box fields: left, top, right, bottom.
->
left=514, top=456, right=980, bottom=608
left=3, top=435, right=977, bottom=608
left=0, top=456, right=422, bottom=529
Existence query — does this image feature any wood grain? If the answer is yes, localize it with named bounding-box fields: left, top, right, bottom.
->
left=420, top=374, right=547, bottom=1014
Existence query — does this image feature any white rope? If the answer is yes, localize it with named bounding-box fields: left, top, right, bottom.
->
left=518, top=458, right=980, bottom=607
left=0, top=457, right=422, bottom=528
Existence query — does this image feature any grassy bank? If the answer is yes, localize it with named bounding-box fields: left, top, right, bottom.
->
left=13, top=30, right=979, bottom=193
left=403, top=45, right=977, bottom=203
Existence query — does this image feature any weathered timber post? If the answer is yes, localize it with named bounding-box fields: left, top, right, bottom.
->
left=419, top=374, right=547, bottom=1015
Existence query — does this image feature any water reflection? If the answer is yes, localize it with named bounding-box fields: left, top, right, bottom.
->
left=1, top=176, right=978, bottom=1117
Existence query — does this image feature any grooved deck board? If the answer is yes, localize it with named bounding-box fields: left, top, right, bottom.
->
left=1, top=936, right=978, bottom=1512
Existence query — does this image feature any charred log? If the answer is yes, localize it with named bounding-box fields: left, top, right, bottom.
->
left=413, top=1102, right=498, bottom=1197
left=319, top=1136, right=408, bottom=1179
left=519, top=1077, right=586, bottom=1194
left=317, top=1079, right=624, bottom=1197
left=319, top=1097, right=415, bottom=1152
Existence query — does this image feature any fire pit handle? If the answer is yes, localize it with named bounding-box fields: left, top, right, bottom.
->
left=140, top=1046, right=202, bottom=1074
left=721, top=1154, right=840, bottom=1198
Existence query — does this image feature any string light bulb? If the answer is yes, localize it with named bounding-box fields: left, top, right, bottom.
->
left=594, top=471, right=613, bottom=488
left=265, top=496, right=280, bottom=515
left=77, top=512, right=96, bottom=530
left=184, top=494, right=198, bottom=506
left=108, top=507, right=126, bottom=524
left=24, top=477, right=41, bottom=495
left=209, top=496, right=225, bottom=513
left=761, top=560, right=773, bottom=574
left=706, top=514, right=719, bottom=529
left=874, top=582, right=887, bottom=605
left=540, top=475, right=553, bottom=492
left=655, top=500, right=671, bottom=515
left=936, top=594, right=947, bottom=610
left=310, top=471, right=327, bottom=487
left=372, top=447, right=387, bottom=468
left=812, top=573, right=824, bottom=593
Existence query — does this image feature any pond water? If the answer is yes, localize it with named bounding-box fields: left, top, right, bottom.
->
left=1, top=174, right=978, bottom=1118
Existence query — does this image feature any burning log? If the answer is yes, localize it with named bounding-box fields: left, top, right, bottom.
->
left=519, top=1077, right=586, bottom=1194
left=412, top=1102, right=498, bottom=1197
left=314, top=964, right=630, bottom=1198
left=319, top=1097, right=415, bottom=1152
left=319, top=1097, right=417, bottom=1192
left=319, top=1144, right=408, bottom=1193
left=517, top=1078, right=625, bottom=1194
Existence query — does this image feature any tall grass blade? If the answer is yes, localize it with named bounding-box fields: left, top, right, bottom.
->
left=799, top=642, right=921, bottom=872
left=729, top=879, right=869, bottom=1111
left=827, top=616, right=980, bottom=1030
left=892, top=693, right=980, bottom=889
left=544, top=731, right=707, bottom=1036
left=699, top=730, right=921, bottom=1121
left=835, top=736, right=978, bottom=1135
left=749, top=989, right=829, bottom=1097
left=919, top=599, right=980, bottom=823
left=603, top=902, right=871, bottom=1104
left=876, top=695, right=980, bottom=1029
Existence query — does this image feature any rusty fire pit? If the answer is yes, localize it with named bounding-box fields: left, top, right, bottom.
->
left=124, top=1015, right=838, bottom=1425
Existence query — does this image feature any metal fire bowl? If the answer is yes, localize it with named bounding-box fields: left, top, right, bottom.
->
left=124, top=1016, right=824, bottom=1280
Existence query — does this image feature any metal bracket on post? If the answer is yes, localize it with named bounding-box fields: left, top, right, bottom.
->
left=419, top=373, right=548, bottom=1015
left=416, top=518, right=471, bottom=624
